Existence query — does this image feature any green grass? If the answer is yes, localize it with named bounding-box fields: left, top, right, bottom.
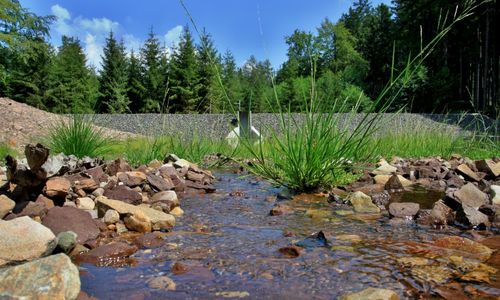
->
left=46, top=115, right=111, bottom=158
left=0, top=142, right=17, bottom=165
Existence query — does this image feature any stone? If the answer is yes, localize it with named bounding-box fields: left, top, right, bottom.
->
left=44, top=177, right=71, bottom=199
left=96, top=196, right=175, bottom=229
left=0, top=216, right=56, bottom=266
left=433, top=236, right=493, bottom=262
left=24, top=143, right=50, bottom=172
left=42, top=206, right=100, bottom=244
left=146, top=275, right=176, bottom=291
left=270, top=203, right=292, bottom=216
left=476, top=159, right=500, bottom=177
left=348, top=191, right=380, bottom=213
left=74, top=241, right=138, bottom=267
left=117, top=171, right=147, bottom=187
left=430, top=200, right=453, bottom=226
left=384, top=175, right=405, bottom=191
left=389, top=202, right=420, bottom=219
left=491, top=185, right=500, bottom=205
left=133, top=232, right=165, bottom=249
left=57, top=231, right=77, bottom=253
left=105, top=158, right=132, bottom=176
left=453, top=183, right=489, bottom=209
left=169, top=206, right=184, bottom=217
left=0, top=194, right=15, bottom=218
left=36, top=194, right=55, bottom=209
left=173, top=159, right=191, bottom=169
left=147, top=173, right=174, bottom=191
left=103, top=184, right=142, bottom=205
left=124, top=211, right=152, bottom=233
left=103, top=209, right=120, bottom=224
left=371, top=163, right=397, bottom=175
left=456, top=204, right=490, bottom=228
left=0, top=254, right=80, bottom=300
left=374, top=175, right=412, bottom=187
left=92, top=187, right=105, bottom=197
left=76, top=197, right=95, bottom=210
left=17, top=201, right=48, bottom=218
left=456, top=164, right=481, bottom=182
left=151, top=190, right=178, bottom=203
left=73, top=178, right=99, bottom=191
left=340, top=287, right=400, bottom=300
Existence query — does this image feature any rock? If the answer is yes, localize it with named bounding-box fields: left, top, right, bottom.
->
left=133, top=232, right=165, bottom=249
left=151, top=190, right=178, bottom=204
left=270, top=203, right=292, bottom=216
left=278, top=246, right=302, bottom=258
left=36, top=194, right=55, bottom=209
left=433, top=236, right=493, bottom=262
left=42, top=206, right=100, bottom=244
left=340, top=287, right=399, bottom=300
left=124, top=211, right=152, bottom=233
left=40, top=153, right=66, bottom=178
left=57, top=231, right=77, bottom=253
left=0, top=216, right=56, bottom=266
left=491, top=185, right=500, bottom=205
left=92, top=187, right=105, bottom=197
left=146, top=275, right=176, bottom=291
left=388, top=202, right=420, bottom=219
left=456, top=164, right=481, bottom=181
left=185, top=180, right=216, bottom=193
left=96, top=196, right=175, bottom=229
left=17, top=201, right=48, bottom=218
left=453, top=183, right=489, bottom=209
left=335, top=234, right=362, bottom=243
left=103, top=209, right=120, bottom=224
left=0, top=254, right=80, bottom=300
left=374, top=175, right=412, bottom=187
left=456, top=204, right=490, bottom=228
left=76, top=197, right=95, bottom=210
left=371, top=163, right=397, bottom=175
left=384, top=175, right=405, bottom=191
left=117, top=171, right=147, bottom=187
left=170, top=206, right=184, bottom=216
left=0, top=194, right=15, bottom=218
left=295, top=231, right=329, bottom=248
left=173, top=159, right=191, bottom=169
left=348, top=191, right=380, bottom=213
left=105, top=158, right=132, bottom=176
left=411, top=265, right=454, bottom=284
left=74, top=241, right=138, bottom=267
left=103, top=184, right=142, bottom=205
left=475, top=159, right=500, bottom=177
left=430, top=200, right=453, bottom=226
left=24, top=143, right=49, bottom=173
left=44, top=177, right=71, bottom=199
left=147, top=173, right=174, bottom=191
left=73, top=178, right=99, bottom=191
left=397, top=256, right=429, bottom=267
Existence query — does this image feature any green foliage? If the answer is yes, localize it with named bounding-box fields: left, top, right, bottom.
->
left=47, top=115, right=110, bottom=158
left=0, top=142, right=17, bottom=164
left=127, top=50, right=145, bottom=113
left=139, top=29, right=166, bottom=112
left=98, top=31, right=130, bottom=113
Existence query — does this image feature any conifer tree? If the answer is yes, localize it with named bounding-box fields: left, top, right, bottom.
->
left=126, top=50, right=145, bottom=113
left=139, top=29, right=164, bottom=112
left=196, top=29, right=222, bottom=113
left=98, top=31, right=130, bottom=113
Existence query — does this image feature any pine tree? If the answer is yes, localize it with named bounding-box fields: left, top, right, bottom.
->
left=196, top=29, right=222, bottom=113
left=169, top=25, right=199, bottom=113
left=97, top=31, right=130, bottom=113
left=221, top=50, right=241, bottom=112
left=45, top=36, right=96, bottom=113
left=139, top=29, right=164, bottom=112
left=126, top=50, right=145, bottom=113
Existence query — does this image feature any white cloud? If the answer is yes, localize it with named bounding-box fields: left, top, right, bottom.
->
left=84, top=33, right=103, bottom=68
left=123, top=34, right=142, bottom=54
left=51, top=4, right=72, bottom=36
left=75, top=17, right=119, bottom=34
left=164, top=25, right=183, bottom=47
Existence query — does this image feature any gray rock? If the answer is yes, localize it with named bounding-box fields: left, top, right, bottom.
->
left=0, top=254, right=80, bottom=300
left=491, top=185, right=500, bottom=205
left=389, top=202, right=420, bottom=219
left=173, top=159, right=191, bottom=169
left=456, top=204, right=490, bottom=228
left=456, top=164, right=481, bottom=182
left=92, top=187, right=105, bottom=197
left=371, top=163, right=397, bottom=175
left=453, top=183, right=489, bottom=209
left=151, top=190, right=178, bottom=204
left=76, top=197, right=95, bottom=210
left=340, top=287, right=400, bottom=300
left=0, top=194, right=15, bottom=219
left=430, top=200, right=453, bottom=225
left=57, top=231, right=77, bottom=253
left=0, top=216, right=57, bottom=266
left=103, top=209, right=120, bottom=224
left=147, top=275, right=176, bottom=291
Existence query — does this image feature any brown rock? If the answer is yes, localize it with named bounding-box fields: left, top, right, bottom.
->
left=42, top=206, right=100, bottom=244
left=85, top=165, right=107, bottom=182
left=456, top=205, right=490, bottom=228
left=74, top=241, right=138, bottom=266
left=430, top=200, right=454, bottom=226
left=185, top=180, right=215, bottom=193
left=105, top=158, right=132, bottom=176
left=385, top=175, right=405, bottom=191
left=18, top=201, right=48, bottom=218
left=278, top=246, right=302, bottom=258
left=270, top=203, right=292, bottom=216
left=0, top=194, right=15, bottom=218
left=117, top=171, right=146, bottom=187
left=456, top=164, right=481, bottom=182
left=453, top=183, right=489, bottom=209
left=476, top=159, right=500, bottom=177
left=124, top=211, right=152, bottom=233
left=103, top=184, right=142, bottom=205
left=74, top=178, right=99, bottom=192
left=388, top=202, right=420, bottom=219
left=132, top=232, right=165, bottom=249
left=44, top=177, right=71, bottom=199
left=147, top=173, right=174, bottom=191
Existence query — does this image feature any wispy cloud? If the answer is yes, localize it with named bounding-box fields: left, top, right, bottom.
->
left=164, top=25, right=183, bottom=47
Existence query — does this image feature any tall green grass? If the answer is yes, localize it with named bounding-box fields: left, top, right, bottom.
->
left=46, top=115, right=111, bottom=158
left=0, top=142, right=17, bottom=165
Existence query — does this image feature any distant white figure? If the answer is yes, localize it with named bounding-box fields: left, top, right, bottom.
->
left=226, top=117, right=261, bottom=148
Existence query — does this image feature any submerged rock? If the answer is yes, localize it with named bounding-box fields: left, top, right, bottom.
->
left=75, top=241, right=138, bottom=267
left=0, top=254, right=80, bottom=300
left=0, top=216, right=57, bottom=266
left=295, top=231, right=329, bottom=248
left=340, top=287, right=399, bottom=300
left=388, top=202, right=420, bottom=219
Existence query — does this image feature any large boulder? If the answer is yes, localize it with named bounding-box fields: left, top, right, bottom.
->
left=0, top=254, right=80, bottom=300
left=42, top=206, right=100, bottom=244
left=0, top=216, right=56, bottom=266
left=453, top=183, right=489, bottom=209
left=96, top=196, right=175, bottom=230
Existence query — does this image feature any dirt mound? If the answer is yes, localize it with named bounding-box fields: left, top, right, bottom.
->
left=0, top=97, right=135, bottom=153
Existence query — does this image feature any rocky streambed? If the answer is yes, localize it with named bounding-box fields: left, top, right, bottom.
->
left=0, top=145, right=499, bottom=299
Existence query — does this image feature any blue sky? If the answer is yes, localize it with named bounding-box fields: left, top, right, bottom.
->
left=19, top=0, right=389, bottom=69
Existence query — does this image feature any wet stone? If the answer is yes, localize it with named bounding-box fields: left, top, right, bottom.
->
left=103, top=184, right=142, bottom=205
left=388, top=202, right=420, bottom=219
left=340, top=288, right=400, bottom=300
left=75, top=241, right=138, bottom=267
left=42, top=206, right=100, bottom=244
left=348, top=191, right=380, bottom=213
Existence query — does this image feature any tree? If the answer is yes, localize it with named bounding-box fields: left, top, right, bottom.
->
left=97, top=31, right=130, bottom=113
left=196, top=29, right=222, bottom=113
left=126, top=50, right=145, bottom=113
left=169, top=25, right=199, bottom=113
left=45, top=36, right=96, bottom=113
left=139, top=28, right=165, bottom=112
left=221, top=50, right=242, bottom=112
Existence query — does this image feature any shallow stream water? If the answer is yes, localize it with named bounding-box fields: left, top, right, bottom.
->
left=80, top=170, right=499, bottom=299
